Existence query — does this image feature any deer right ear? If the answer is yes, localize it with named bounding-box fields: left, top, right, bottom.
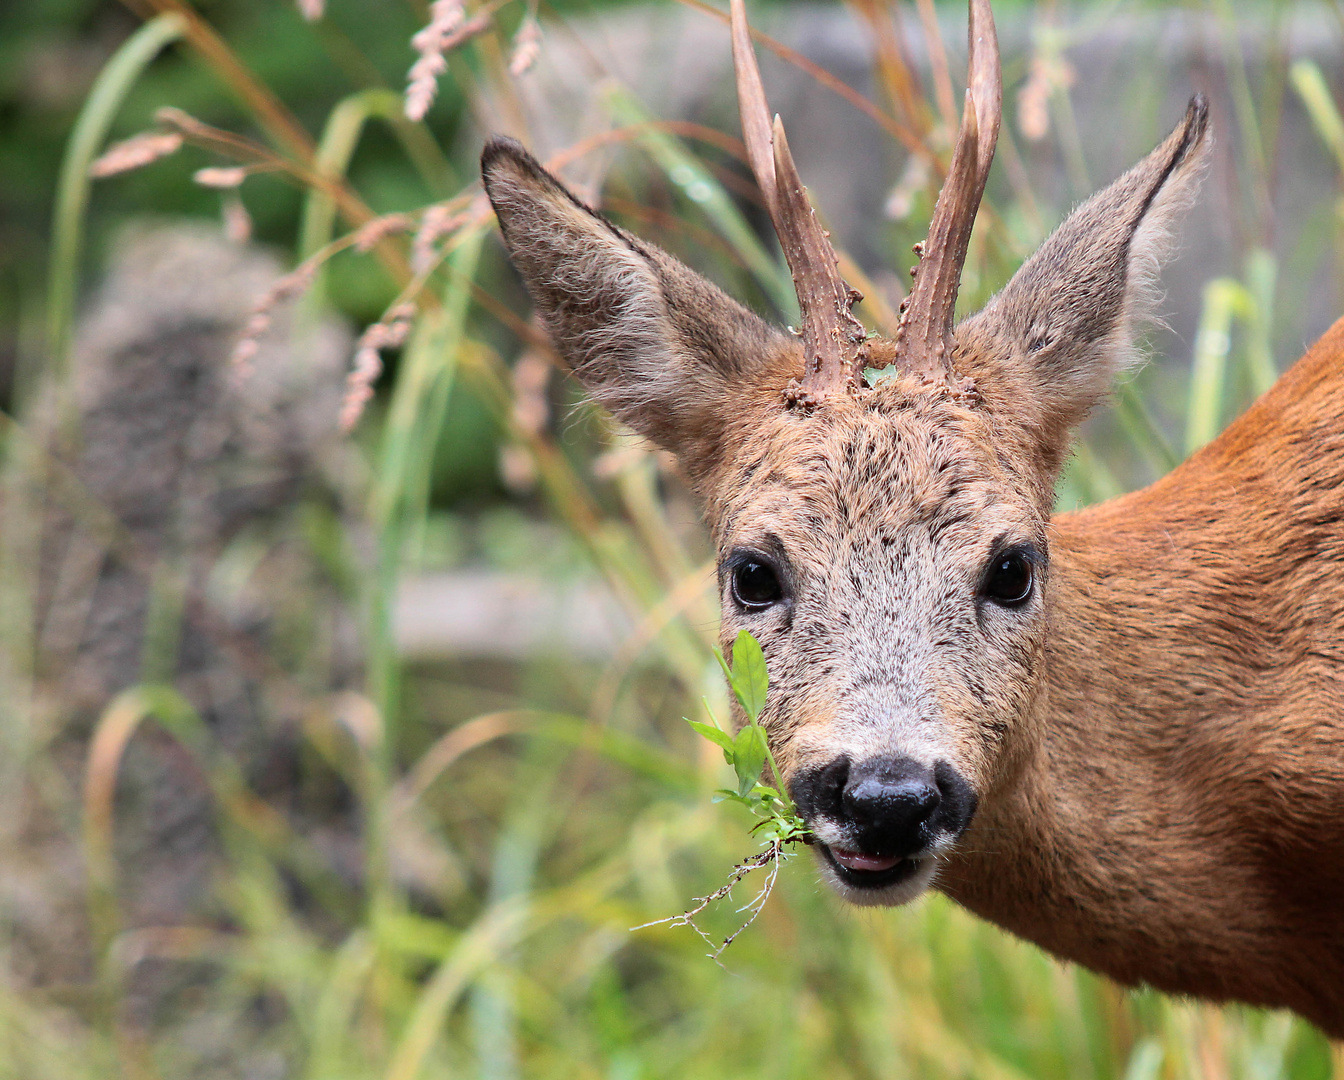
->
left=955, top=96, right=1211, bottom=476
left=481, top=138, right=794, bottom=476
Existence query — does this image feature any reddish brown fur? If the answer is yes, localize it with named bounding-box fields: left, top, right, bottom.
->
left=482, top=93, right=1344, bottom=1035
left=943, top=321, right=1344, bottom=1031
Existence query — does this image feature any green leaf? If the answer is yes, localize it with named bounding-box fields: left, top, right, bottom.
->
left=733, top=724, right=768, bottom=797
left=753, top=820, right=785, bottom=842
left=687, top=719, right=734, bottom=763
left=729, top=631, right=768, bottom=721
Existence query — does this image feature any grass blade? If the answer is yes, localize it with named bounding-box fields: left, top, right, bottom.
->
left=47, top=13, right=187, bottom=385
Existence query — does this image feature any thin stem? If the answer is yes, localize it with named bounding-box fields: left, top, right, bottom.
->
left=47, top=13, right=187, bottom=387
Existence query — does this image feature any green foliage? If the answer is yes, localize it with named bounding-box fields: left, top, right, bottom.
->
left=692, top=630, right=808, bottom=846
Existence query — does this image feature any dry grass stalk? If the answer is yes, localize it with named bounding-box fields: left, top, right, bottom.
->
left=89, top=131, right=183, bottom=178
left=340, top=302, right=417, bottom=431
left=500, top=347, right=551, bottom=491
left=354, top=212, right=414, bottom=253
left=1017, top=50, right=1076, bottom=142
left=405, top=3, right=494, bottom=121
left=222, top=193, right=252, bottom=243
left=231, top=260, right=320, bottom=376
left=194, top=165, right=249, bottom=189
left=230, top=210, right=417, bottom=382
left=411, top=204, right=465, bottom=272
left=508, top=17, right=542, bottom=77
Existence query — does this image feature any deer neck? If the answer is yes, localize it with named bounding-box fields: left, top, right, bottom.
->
left=935, top=318, right=1344, bottom=1027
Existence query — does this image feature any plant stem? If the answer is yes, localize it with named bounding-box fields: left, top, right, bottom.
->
left=47, top=13, right=187, bottom=389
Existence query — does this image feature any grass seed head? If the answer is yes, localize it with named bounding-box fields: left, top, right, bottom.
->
left=89, top=131, right=183, bottom=178
left=340, top=303, right=417, bottom=431
left=405, top=0, right=470, bottom=121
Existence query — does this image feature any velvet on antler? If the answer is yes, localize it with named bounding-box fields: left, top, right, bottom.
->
left=894, top=0, right=1001, bottom=383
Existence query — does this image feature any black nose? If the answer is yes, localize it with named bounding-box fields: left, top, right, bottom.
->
left=791, top=756, right=977, bottom=858
left=843, top=758, right=940, bottom=840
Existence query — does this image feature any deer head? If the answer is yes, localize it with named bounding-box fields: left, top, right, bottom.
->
left=481, top=0, right=1209, bottom=906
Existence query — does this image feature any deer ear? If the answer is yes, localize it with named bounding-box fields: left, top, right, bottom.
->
left=956, top=96, right=1210, bottom=471
left=481, top=138, right=793, bottom=474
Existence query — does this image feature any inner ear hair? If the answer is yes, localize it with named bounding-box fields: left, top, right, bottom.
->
left=956, top=96, right=1210, bottom=464
left=481, top=137, right=794, bottom=474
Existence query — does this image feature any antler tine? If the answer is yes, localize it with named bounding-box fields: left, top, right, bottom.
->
left=730, top=0, right=778, bottom=220
left=730, top=0, right=867, bottom=403
left=895, top=0, right=1001, bottom=384
left=771, top=119, right=869, bottom=396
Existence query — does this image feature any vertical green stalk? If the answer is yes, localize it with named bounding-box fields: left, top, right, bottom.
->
left=1212, top=0, right=1271, bottom=237
left=297, top=87, right=454, bottom=272
left=1035, top=23, right=1090, bottom=198
left=47, top=13, right=187, bottom=387
left=1291, top=60, right=1344, bottom=175
left=1291, top=59, right=1344, bottom=329
left=365, top=230, right=483, bottom=918
left=1242, top=248, right=1278, bottom=396
left=0, top=418, right=41, bottom=861
left=298, top=90, right=393, bottom=265
left=604, top=86, right=798, bottom=320
left=138, top=558, right=187, bottom=685
left=469, top=745, right=565, bottom=1080
left=1186, top=250, right=1277, bottom=456
left=1186, top=279, right=1241, bottom=456
left=1114, top=383, right=1179, bottom=477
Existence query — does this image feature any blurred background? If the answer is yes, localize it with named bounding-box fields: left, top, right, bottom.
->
left=2, top=0, right=1343, bottom=1076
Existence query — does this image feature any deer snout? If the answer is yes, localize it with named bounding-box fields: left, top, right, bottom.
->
left=792, top=756, right=978, bottom=902
left=843, top=758, right=941, bottom=850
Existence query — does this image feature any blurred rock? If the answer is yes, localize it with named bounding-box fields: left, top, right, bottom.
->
left=34, top=221, right=358, bottom=728
left=4, top=221, right=359, bottom=995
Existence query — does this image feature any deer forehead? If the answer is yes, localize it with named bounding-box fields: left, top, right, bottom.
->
left=711, top=381, right=1041, bottom=570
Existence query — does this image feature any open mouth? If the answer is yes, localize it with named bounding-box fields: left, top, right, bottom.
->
left=820, top=843, right=923, bottom=889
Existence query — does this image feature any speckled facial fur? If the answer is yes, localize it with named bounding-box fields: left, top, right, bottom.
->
left=707, top=380, right=1046, bottom=783
left=704, top=381, right=1052, bottom=903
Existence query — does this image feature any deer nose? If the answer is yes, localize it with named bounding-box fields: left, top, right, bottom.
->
left=842, top=758, right=941, bottom=848
left=790, top=755, right=977, bottom=858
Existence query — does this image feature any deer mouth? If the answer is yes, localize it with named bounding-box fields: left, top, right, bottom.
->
left=820, top=844, right=924, bottom=890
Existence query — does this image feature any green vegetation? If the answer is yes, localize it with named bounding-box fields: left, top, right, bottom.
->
left=2, top=1, right=1343, bottom=1078
left=642, top=631, right=808, bottom=963
left=698, top=630, right=807, bottom=846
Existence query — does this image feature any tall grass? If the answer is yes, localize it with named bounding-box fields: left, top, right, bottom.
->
left=3, top=1, right=1343, bottom=1077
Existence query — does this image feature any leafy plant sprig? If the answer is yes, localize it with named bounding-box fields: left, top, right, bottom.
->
left=636, top=631, right=809, bottom=960
left=692, top=630, right=809, bottom=847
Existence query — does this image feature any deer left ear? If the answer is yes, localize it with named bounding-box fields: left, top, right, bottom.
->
left=956, top=96, right=1210, bottom=474
left=481, top=137, right=795, bottom=482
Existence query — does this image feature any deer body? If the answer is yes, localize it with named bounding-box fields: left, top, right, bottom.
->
left=945, top=321, right=1344, bottom=1031
left=482, top=0, right=1344, bottom=1036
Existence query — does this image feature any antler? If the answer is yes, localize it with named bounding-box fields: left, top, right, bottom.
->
left=894, top=0, right=1001, bottom=383
left=730, top=0, right=867, bottom=403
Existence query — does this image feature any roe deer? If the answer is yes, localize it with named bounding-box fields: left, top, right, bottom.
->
left=482, top=0, right=1344, bottom=1035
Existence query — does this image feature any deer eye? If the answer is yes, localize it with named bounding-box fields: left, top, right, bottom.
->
left=982, top=548, right=1036, bottom=607
left=731, top=558, right=783, bottom=610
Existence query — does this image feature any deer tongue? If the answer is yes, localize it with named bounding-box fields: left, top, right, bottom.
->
left=830, top=847, right=902, bottom=873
